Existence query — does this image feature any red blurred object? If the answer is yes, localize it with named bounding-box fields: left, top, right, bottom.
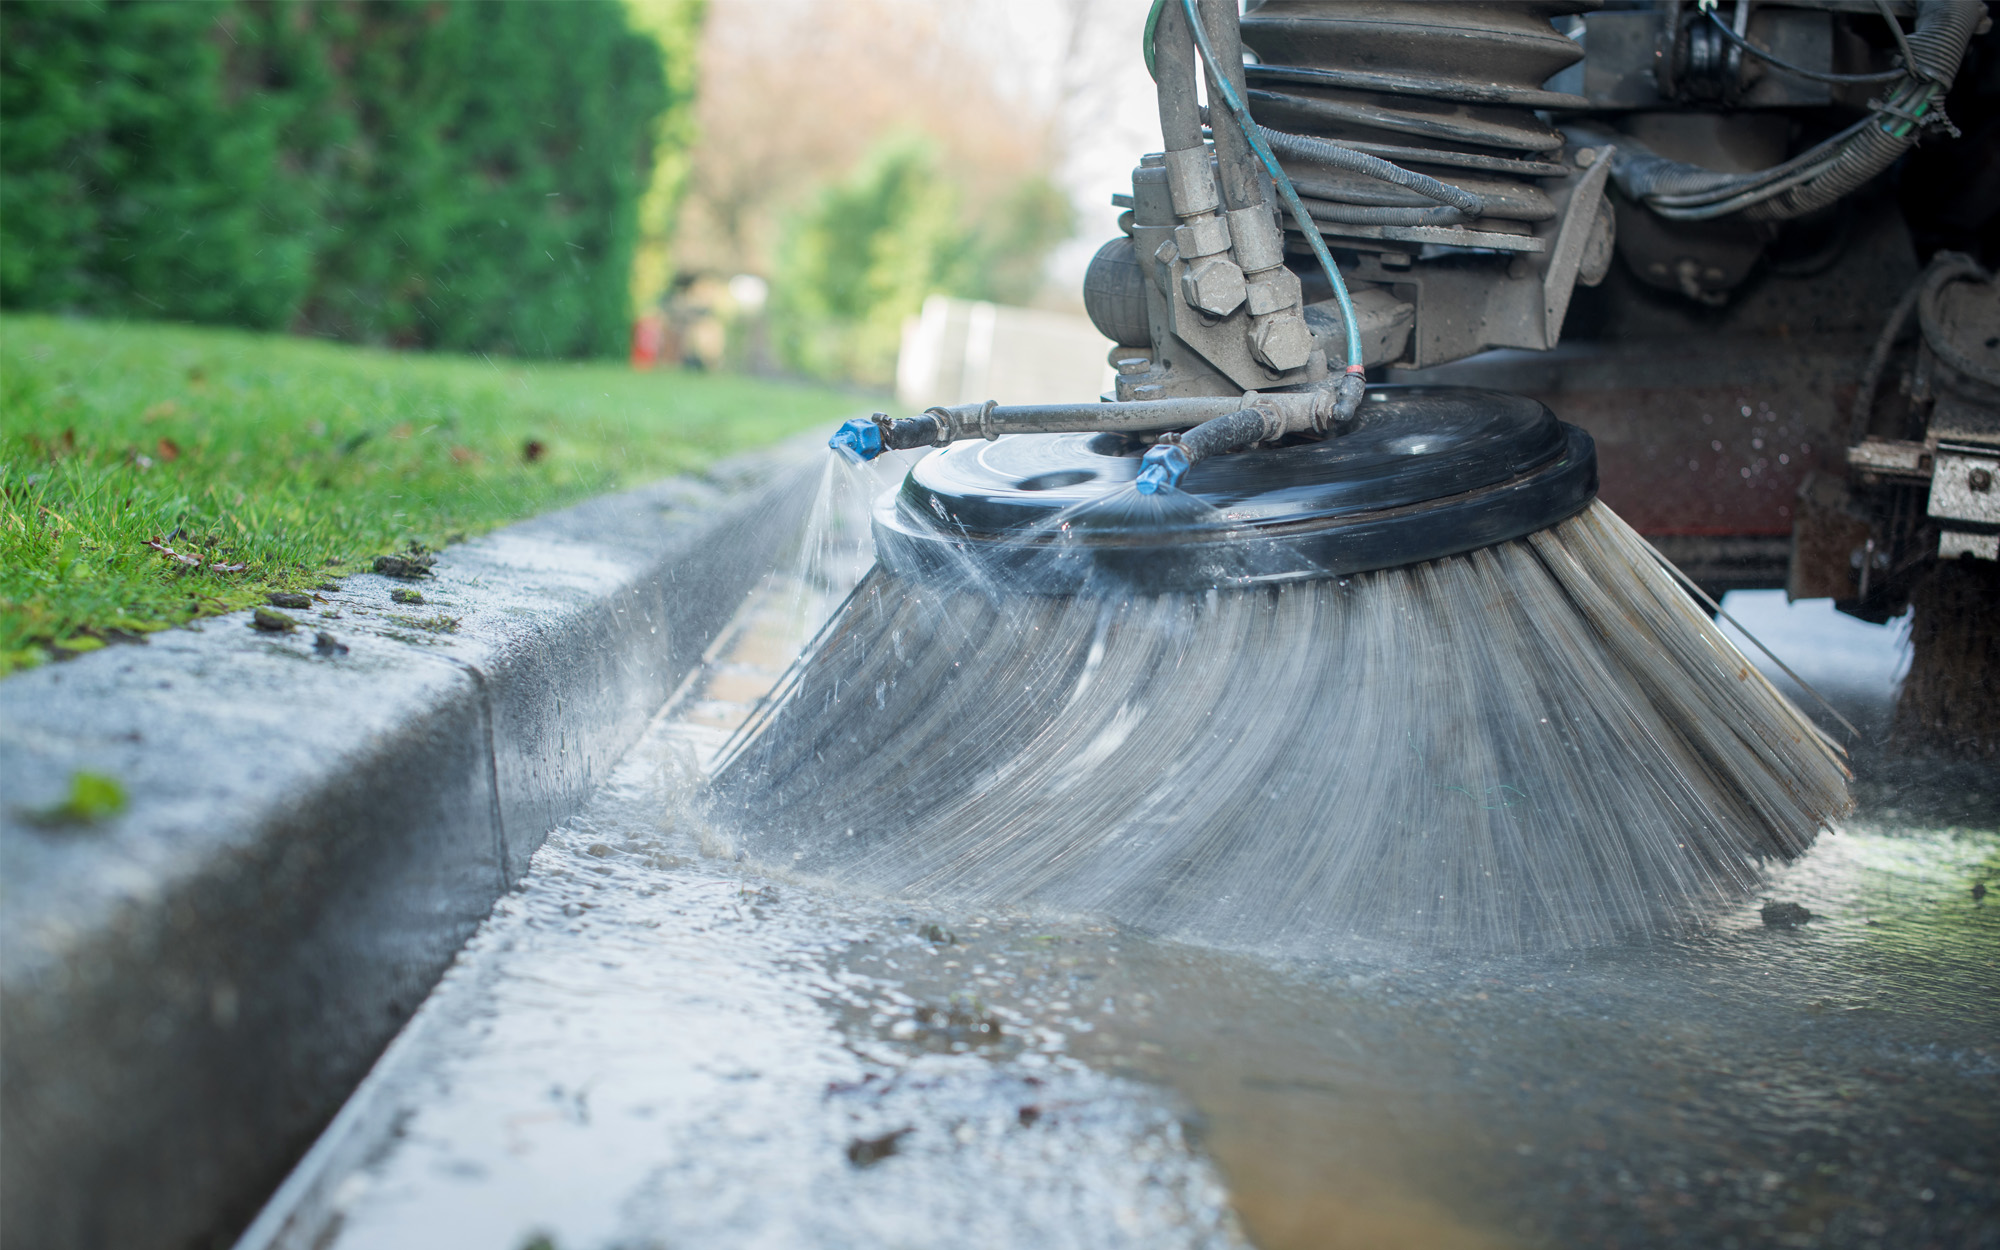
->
left=630, top=313, right=665, bottom=371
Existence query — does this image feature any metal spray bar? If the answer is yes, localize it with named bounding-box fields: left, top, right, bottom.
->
left=828, top=391, right=1343, bottom=464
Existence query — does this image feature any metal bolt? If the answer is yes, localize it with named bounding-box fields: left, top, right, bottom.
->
left=1181, top=255, right=1246, bottom=317
left=1575, top=147, right=1598, bottom=168
left=1970, top=467, right=1994, bottom=493
left=1115, top=356, right=1151, bottom=376
left=1248, top=312, right=1313, bottom=372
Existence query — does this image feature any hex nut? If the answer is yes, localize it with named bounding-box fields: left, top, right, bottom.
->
left=1162, top=146, right=1220, bottom=216
left=1249, top=312, right=1314, bottom=372
left=1244, top=267, right=1302, bottom=317
left=1181, top=255, right=1247, bottom=317
left=1172, top=214, right=1232, bottom=260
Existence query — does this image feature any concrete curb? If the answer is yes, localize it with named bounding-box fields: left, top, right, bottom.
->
left=0, top=440, right=820, bottom=1250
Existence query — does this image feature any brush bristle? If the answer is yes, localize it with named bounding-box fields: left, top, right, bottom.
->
left=711, top=502, right=1851, bottom=952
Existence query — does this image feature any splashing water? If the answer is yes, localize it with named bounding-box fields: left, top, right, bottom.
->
left=712, top=493, right=1849, bottom=952
left=1056, top=482, right=1226, bottom=532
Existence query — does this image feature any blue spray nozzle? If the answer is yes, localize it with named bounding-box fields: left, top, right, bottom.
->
left=1133, top=443, right=1191, bottom=495
left=829, top=417, right=885, bottom=464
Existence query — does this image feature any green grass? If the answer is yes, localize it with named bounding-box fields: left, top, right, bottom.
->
left=1, top=314, right=866, bottom=673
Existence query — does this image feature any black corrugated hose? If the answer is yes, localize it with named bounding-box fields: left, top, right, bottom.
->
left=1578, top=0, right=1981, bottom=223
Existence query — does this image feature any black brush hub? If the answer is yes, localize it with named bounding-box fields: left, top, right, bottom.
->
left=874, top=385, right=1597, bottom=594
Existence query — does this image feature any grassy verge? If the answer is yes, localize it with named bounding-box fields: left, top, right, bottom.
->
left=1, top=314, right=866, bottom=673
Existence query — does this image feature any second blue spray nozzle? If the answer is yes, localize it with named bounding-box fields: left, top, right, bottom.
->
left=1133, top=442, right=1191, bottom=495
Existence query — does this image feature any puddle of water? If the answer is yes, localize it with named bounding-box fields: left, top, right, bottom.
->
left=243, top=469, right=2000, bottom=1250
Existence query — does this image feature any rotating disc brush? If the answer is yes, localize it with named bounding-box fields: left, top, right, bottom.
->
left=710, top=386, right=1850, bottom=952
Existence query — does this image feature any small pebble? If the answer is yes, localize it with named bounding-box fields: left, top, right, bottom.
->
left=266, top=591, right=313, bottom=609
left=845, top=1128, right=912, bottom=1167
left=314, top=631, right=349, bottom=657
left=374, top=551, right=436, bottom=579
left=251, top=608, right=298, bottom=633
left=391, top=588, right=426, bottom=605
left=1761, top=901, right=1812, bottom=927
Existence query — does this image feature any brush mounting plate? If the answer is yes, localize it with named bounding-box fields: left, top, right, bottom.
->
left=874, top=385, right=1597, bottom=594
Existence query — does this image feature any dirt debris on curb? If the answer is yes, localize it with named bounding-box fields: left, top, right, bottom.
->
left=373, top=547, right=437, bottom=579
left=313, top=632, right=349, bottom=657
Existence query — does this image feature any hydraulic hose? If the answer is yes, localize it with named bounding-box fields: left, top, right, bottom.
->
left=1174, top=0, right=1365, bottom=383
left=1576, top=115, right=1867, bottom=204
left=1196, top=0, right=1270, bottom=214
left=1134, top=407, right=1269, bottom=495
left=1589, top=0, right=1980, bottom=223
left=1298, top=201, right=1467, bottom=226
left=1247, top=121, right=1486, bottom=216
left=1701, top=5, right=1906, bottom=84
left=1875, top=0, right=1922, bottom=75
left=1131, top=375, right=1363, bottom=493
left=1150, top=0, right=1204, bottom=154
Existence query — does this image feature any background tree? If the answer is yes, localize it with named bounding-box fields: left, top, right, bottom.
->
left=671, top=0, right=1083, bottom=386
left=0, top=0, right=690, bottom=359
left=625, top=0, right=707, bottom=323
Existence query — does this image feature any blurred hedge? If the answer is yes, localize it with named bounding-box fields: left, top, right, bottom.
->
left=0, top=0, right=681, bottom=358
left=772, top=136, right=1074, bottom=386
